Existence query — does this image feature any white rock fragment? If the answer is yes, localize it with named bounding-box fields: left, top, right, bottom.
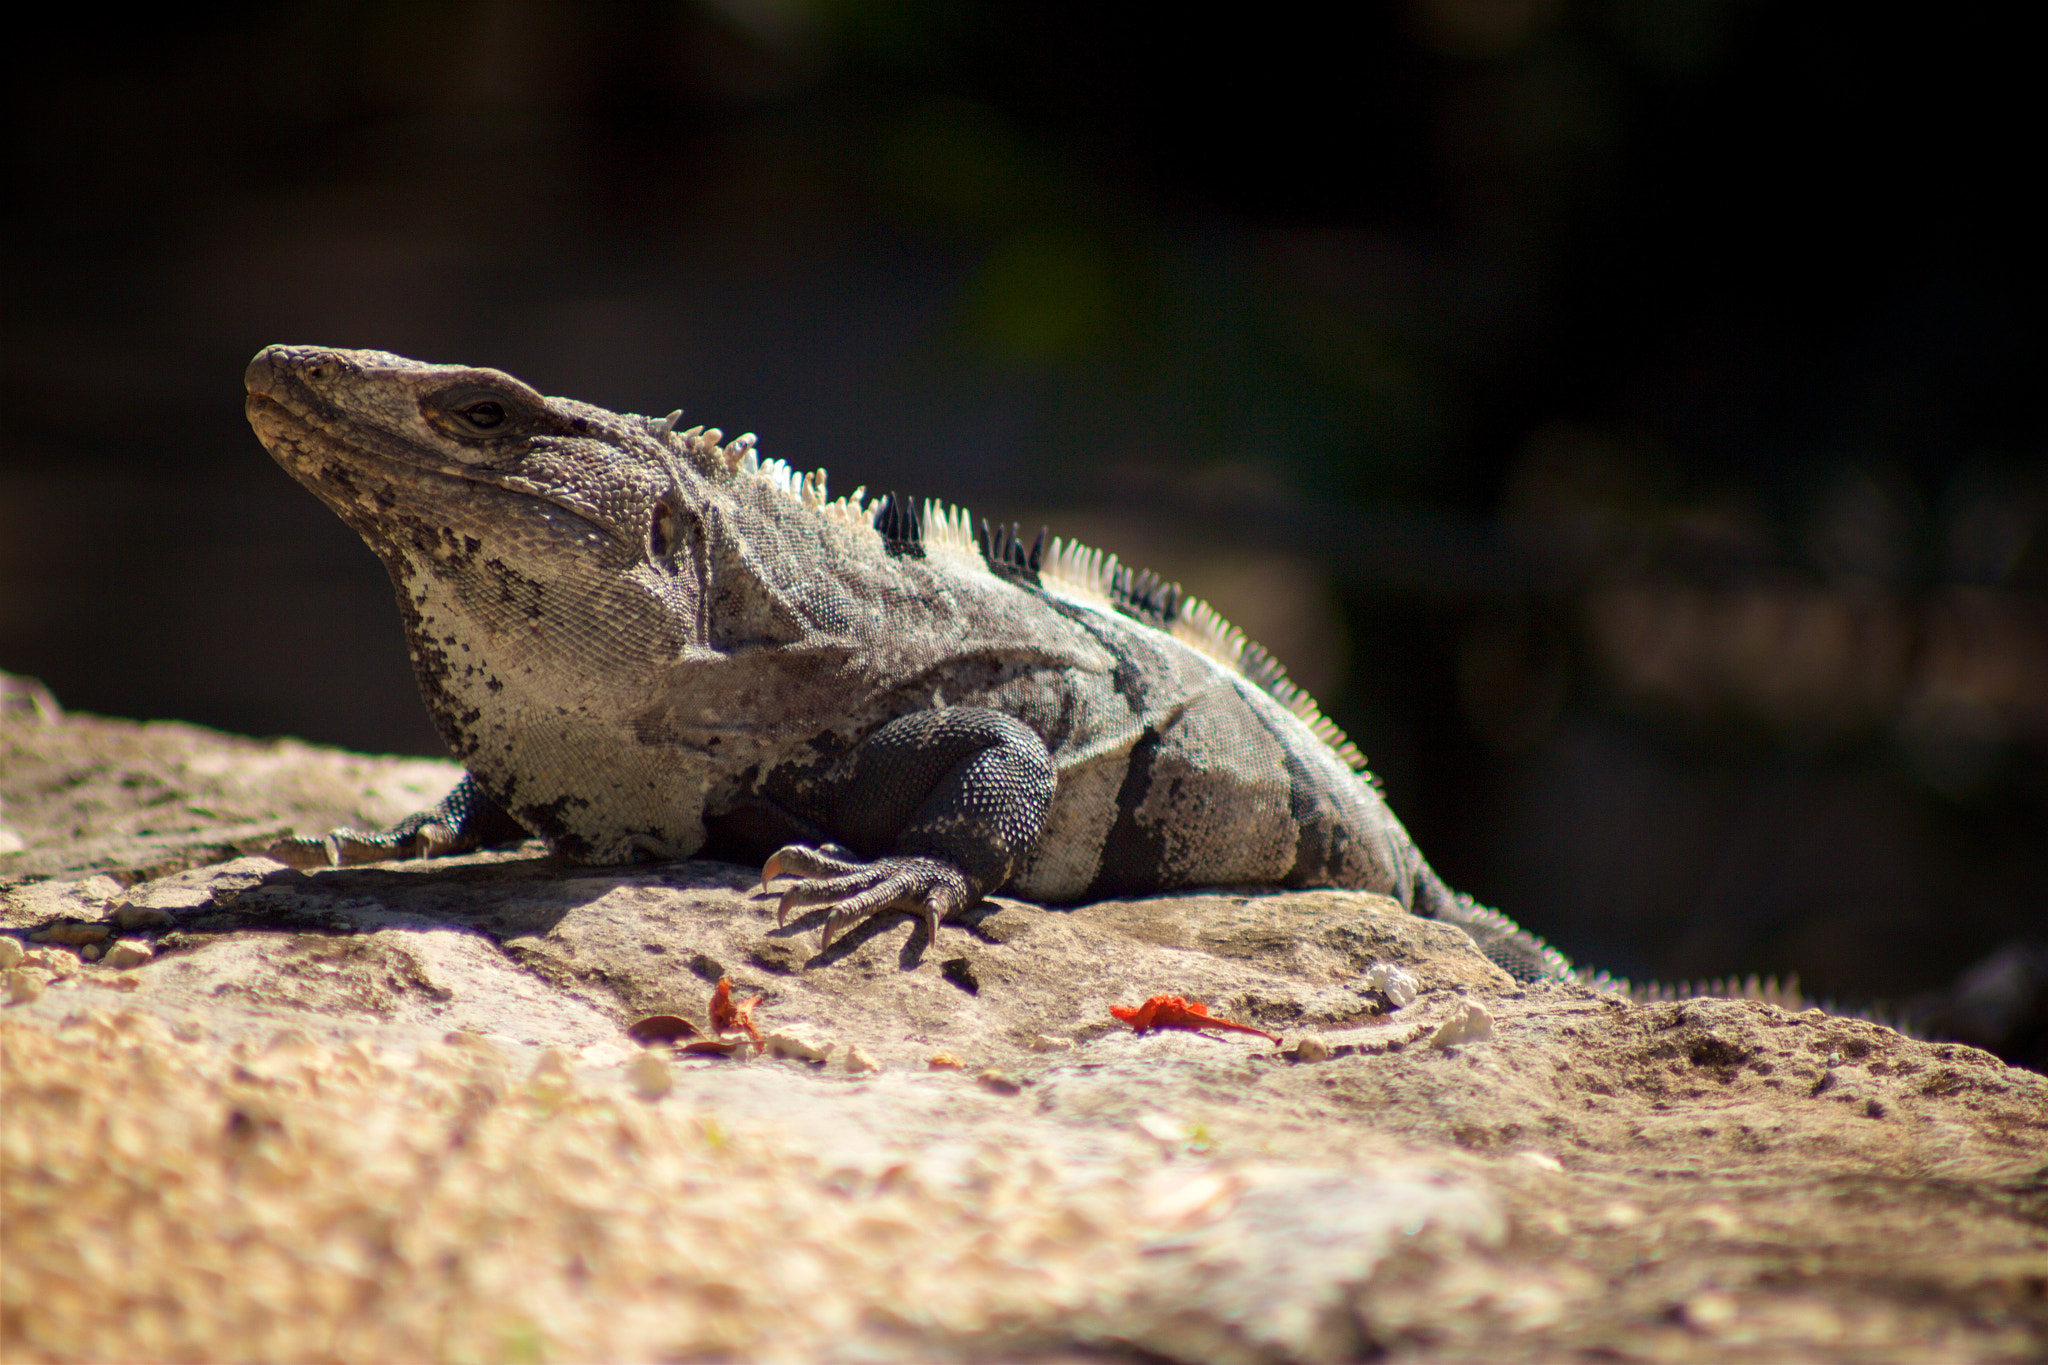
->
left=627, top=1050, right=673, bottom=1100
left=1515, top=1150, right=1564, bottom=1173
left=842, top=1042, right=881, bottom=1073
left=1138, top=1167, right=1237, bottom=1226
left=1025, top=1033, right=1075, bottom=1052
left=103, top=940, right=153, bottom=970
left=1363, top=962, right=1419, bottom=1009
left=0, top=938, right=25, bottom=970
left=1429, top=1000, right=1495, bottom=1049
left=1293, top=1034, right=1334, bottom=1062
left=6, top=969, right=45, bottom=1004
left=1135, top=1113, right=1193, bottom=1145
left=764, top=1029, right=834, bottom=1064
left=1595, top=1201, right=1645, bottom=1230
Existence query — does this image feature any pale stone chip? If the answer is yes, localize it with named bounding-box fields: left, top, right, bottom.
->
left=1292, top=1034, right=1334, bottom=1062
left=1430, top=1000, right=1495, bottom=1049
left=103, top=940, right=153, bottom=970
left=765, top=1030, right=834, bottom=1064
left=6, top=969, right=44, bottom=1004
left=1362, top=961, right=1419, bottom=1008
left=0, top=938, right=26, bottom=970
left=842, top=1042, right=881, bottom=1073
left=1134, top=1113, right=1191, bottom=1144
left=628, top=1051, right=673, bottom=1100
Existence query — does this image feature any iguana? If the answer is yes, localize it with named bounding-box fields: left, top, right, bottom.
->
left=245, top=344, right=1570, bottom=980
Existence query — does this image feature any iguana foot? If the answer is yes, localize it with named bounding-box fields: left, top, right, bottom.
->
left=266, top=773, right=526, bottom=868
left=267, top=821, right=470, bottom=868
left=761, top=844, right=974, bottom=948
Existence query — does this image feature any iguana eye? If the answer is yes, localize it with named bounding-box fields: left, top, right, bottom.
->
left=460, top=401, right=507, bottom=430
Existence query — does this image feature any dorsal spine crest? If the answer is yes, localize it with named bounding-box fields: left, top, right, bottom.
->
left=698, top=440, right=1369, bottom=773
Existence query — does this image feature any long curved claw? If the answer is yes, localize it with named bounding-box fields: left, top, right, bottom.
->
left=760, top=842, right=864, bottom=892
left=759, top=844, right=974, bottom=947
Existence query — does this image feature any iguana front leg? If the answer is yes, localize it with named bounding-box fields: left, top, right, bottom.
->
left=760, top=708, right=1055, bottom=947
left=268, top=773, right=528, bottom=867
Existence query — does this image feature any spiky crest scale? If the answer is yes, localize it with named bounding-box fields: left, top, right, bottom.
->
left=696, top=437, right=1370, bottom=774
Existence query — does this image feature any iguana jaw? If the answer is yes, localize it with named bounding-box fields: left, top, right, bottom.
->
left=247, top=343, right=709, bottom=724
left=244, top=345, right=621, bottom=552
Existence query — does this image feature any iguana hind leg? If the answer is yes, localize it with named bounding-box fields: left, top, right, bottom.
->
left=268, top=773, right=527, bottom=868
left=760, top=708, right=1055, bottom=947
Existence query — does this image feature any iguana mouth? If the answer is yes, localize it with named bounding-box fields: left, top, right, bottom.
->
left=245, top=359, right=610, bottom=541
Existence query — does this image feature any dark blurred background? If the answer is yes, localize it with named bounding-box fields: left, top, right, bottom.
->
left=2, top=1, right=2041, bottom=1064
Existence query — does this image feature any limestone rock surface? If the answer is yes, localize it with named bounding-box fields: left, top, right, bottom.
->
left=4, top=697, right=2046, bottom=1363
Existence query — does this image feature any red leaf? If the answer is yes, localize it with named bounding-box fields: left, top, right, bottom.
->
left=1111, top=994, right=1280, bottom=1043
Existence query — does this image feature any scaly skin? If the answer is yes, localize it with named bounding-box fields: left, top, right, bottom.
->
left=246, top=343, right=1572, bottom=978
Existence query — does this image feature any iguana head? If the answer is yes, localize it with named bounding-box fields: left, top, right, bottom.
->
left=245, top=344, right=719, bottom=708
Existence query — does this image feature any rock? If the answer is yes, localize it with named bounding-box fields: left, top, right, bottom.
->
left=1293, top=1033, right=1335, bottom=1062
left=1429, top=999, right=1495, bottom=1048
left=627, top=1051, right=673, bottom=1100
left=28, top=923, right=109, bottom=946
left=2, top=707, right=2045, bottom=1363
left=1362, top=960, right=1419, bottom=1008
left=976, top=1068, right=1022, bottom=1095
left=102, top=940, right=153, bottom=970
left=763, top=1030, right=834, bottom=1064
left=111, top=902, right=176, bottom=931
left=0, top=938, right=21, bottom=969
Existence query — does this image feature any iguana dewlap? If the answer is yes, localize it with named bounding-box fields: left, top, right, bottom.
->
left=245, top=344, right=1568, bottom=977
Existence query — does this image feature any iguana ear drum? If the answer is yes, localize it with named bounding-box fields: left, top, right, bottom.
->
left=650, top=500, right=679, bottom=559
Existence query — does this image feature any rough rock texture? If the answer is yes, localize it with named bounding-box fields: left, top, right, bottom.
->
left=5, top=702, right=2047, bottom=1363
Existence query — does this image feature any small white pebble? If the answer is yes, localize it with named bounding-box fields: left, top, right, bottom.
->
left=842, top=1042, right=881, bottom=1073
left=1514, top=1150, right=1563, bottom=1173
left=1293, top=1034, right=1334, bottom=1062
left=1681, top=1290, right=1739, bottom=1334
left=103, top=940, right=152, bottom=970
left=1025, top=1033, right=1075, bottom=1052
left=1135, top=1113, right=1191, bottom=1144
left=0, top=938, right=24, bottom=969
left=764, top=1030, right=834, bottom=1063
left=1430, top=1000, right=1495, bottom=1049
left=627, top=1051, right=672, bottom=1100
left=1596, top=1201, right=1645, bottom=1229
left=1363, top=961, right=1419, bottom=1009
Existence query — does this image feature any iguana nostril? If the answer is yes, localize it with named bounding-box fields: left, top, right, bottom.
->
left=243, top=345, right=286, bottom=395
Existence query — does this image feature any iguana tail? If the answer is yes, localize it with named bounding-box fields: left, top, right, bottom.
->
left=1410, top=864, right=1578, bottom=983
